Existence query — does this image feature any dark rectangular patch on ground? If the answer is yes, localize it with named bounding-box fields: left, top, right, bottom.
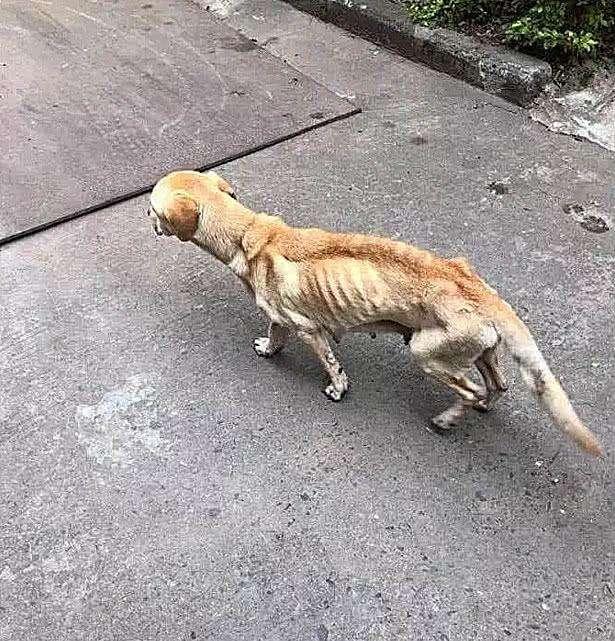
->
left=0, top=0, right=356, bottom=244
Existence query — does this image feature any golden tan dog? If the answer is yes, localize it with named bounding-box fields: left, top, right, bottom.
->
left=148, top=169, right=603, bottom=457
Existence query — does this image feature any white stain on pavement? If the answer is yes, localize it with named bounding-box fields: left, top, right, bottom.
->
left=75, top=374, right=165, bottom=467
left=531, top=73, right=615, bottom=152
left=41, top=550, right=72, bottom=574
left=193, top=0, right=244, bottom=17
left=0, top=566, right=15, bottom=582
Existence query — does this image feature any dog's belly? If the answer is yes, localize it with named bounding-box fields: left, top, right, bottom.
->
left=347, top=321, right=413, bottom=339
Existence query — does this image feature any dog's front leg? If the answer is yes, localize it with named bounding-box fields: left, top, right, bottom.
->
left=254, top=322, right=290, bottom=357
left=297, top=330, right=349, bottom=402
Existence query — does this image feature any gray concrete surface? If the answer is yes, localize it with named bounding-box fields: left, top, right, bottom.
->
left=282, top=0, right=552, bottom=106
left=0, top=0, right=355, bottom=244
left=1, top=1, right=614, bottom=640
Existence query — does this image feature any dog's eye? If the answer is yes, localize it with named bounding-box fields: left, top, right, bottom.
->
left=229, top=192, right=237, bottom=200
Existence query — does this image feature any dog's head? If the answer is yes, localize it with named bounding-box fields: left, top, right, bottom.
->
left=147, top=170, right=237, bottom=242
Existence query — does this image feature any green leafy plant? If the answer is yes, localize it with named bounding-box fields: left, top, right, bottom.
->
left=405, top=0, right=614, bottom=61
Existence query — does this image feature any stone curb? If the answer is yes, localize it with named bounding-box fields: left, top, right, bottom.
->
left=281, top=0, right=552, bottom=106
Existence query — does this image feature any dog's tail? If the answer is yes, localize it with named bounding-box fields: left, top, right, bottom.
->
left=493, top=302, right=604, bottom=457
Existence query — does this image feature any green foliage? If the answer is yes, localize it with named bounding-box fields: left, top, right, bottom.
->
left=405, top=0, right=615, bottom=60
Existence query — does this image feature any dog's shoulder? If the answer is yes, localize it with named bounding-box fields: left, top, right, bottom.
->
left=242, top=212, right=288, bottom=260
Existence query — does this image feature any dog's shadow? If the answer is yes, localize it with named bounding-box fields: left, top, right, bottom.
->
left=183, top=297, right=612, bottom=565
left=218, top=293, right=607, bottom=456
left=277, top=332, right=612, bottom=526
left=256, top=328, right=472, bottom=433
left=247, top=322, right=607, bottom=465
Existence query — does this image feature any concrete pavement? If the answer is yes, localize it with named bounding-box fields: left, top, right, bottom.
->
left=1, top=1, right=613, bottom=639
left=0, top=0, right=355, bottom=244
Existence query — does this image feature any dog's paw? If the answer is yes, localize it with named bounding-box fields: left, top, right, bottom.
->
left=430, top=414, right=458, bottom=431
left=322, top=372, right=349, bottom=402
left=323, top=384, right=346, bottom=402
left=472, top=398, right=490, bottom=413
left=253, top=337, right=274, bottom=357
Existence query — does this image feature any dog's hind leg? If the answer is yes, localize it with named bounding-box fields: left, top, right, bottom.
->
left=410, top=326, right=492, bottom=430
left=423, top=365, right=486, bottom=429
left=429, top=398, right=470, bottom=429
left=254, top=322, right=291, bottom=358
left=475, top=346, right=508, bottom=410
left=297, top=330, right=349, bottom=401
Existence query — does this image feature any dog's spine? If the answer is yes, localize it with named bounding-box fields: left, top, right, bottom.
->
left=493, top=303, right=603, bottom=457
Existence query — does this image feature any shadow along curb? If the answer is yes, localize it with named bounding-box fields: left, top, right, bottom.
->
left=282, top=0, right=552, bottom=107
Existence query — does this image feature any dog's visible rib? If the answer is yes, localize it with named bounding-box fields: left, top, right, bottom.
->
left=147, top=170, right=604, bottom=457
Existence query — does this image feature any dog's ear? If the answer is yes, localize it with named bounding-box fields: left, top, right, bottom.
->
left=217, top=175, right=235, bottom=197
left=165, top=191, right=199, bottom=241
left=206, top=171, right=235, bottom=198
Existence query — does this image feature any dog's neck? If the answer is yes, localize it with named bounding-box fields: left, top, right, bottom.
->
left=191, top=202, right=254, bottom=268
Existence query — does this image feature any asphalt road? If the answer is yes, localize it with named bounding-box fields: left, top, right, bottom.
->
left=1, top=1, right=613, bottom=640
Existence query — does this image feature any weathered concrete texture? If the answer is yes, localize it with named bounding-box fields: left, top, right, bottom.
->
left=532, top=72, right=615, bottom=153
left=0, top=0, right=356, bottom=244
left=282, top=0, right=551, bottom=106
left=1, top=2, right=614, bottom=640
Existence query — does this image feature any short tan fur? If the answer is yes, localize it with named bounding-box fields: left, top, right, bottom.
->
left=148, top=170, right=604, bottom=457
